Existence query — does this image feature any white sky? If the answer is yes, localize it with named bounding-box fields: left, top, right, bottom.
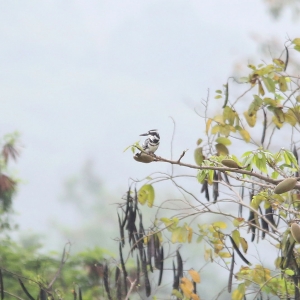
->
left=0, top=0, right=299, bottom=250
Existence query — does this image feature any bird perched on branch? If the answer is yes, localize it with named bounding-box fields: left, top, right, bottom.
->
left=139, top=129, right=160, bottom=154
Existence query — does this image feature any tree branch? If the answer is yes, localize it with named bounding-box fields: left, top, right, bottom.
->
left=154, top=155, right=299, bottom=188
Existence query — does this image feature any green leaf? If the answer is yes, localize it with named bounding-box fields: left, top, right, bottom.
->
left=285, top=269, right=295, bottom=276
left=273, top=58, right=285, bottom=68
left=248, top=95, right=262, bottom=116
left=292, top=38, right=300, bottom=46
left=215, top=95, right=222, bottom=99
left=123, top=145, right=132, bottom=152
left=196, top=138, right=203, bottom=146
left=262, top=77, right=275, bottom=93
left=172, top=289, right=183, bottom=299
left=223, top=106, right=236, bottom=125
left=194, top=147, right=204, bottom=166
left=263, top=97, right=278, bottom=107
left=215, top=143, right=229, bottom=155
left=196, top=235, right=204, bottom=243
left=232, top=230, right=240, bottom=248
left=215, top=90, right=222, bottom=94
left=215, top=137, right=231, bottom=146
left=248, top=64, right=256, bottom=70
left=197, top=170, right=207, bottom=183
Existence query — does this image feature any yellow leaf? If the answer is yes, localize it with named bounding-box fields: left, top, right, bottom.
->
left=232, top=289, right=244, bottom=300
left=273, top=108, right=285, bottom=123
left=218, top=251, right=232, bottom=258
left=239, top=129, right=250, bottom=143
left=186, top=225, right=193, bottom=243
left=171, top=227, right=187, bottom=243
left=138, top=184, right=155, bottom=207
left=212, top=221, right=227, bottom=229
left=160, top=217, right=179, bottom=231
left=138, top=189, right=147, bottom=205
left=232, top=230, right=240, bottom=248
left=263, top=97, right=279, bottom=107
left=204, top=248, right=212, bottom=262
left=240, top=237, right=248, bottom=254
left=206, top=118, right=212, bottom=134
left=219, top=124, right=231, bottom=136
left=243, top=111, right=256, bottom=127
left=191, top=293, right=200, bottom=300
left=285, top=109, right=297, bottom=126
left=233, top=218, right=244, bottom=227
left=211, top=124, right=220, bottom=135
left=272, top=116, right=283, bottom=128
left=258, top=80, right=265, bottom=96
left=214, top=242, right=224, bottom=252
left=188, top=269, right=201, bottom=283
left=278, top=76, right=288, bottom=92
left=180, top=277, right=194, bottom=298
left=213, top=115, right=224, bottom=124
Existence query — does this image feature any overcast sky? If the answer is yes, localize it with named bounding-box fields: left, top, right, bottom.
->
left=0, top=0, right=299, bottom=250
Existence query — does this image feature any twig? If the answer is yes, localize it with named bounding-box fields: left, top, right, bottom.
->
left=4, top=290, right=25, bottom=300
left=124, top=278, right=137, bottom=300
left=47, top=242, right=71, bottom=289
left=177, top=150, right=187, bottom=163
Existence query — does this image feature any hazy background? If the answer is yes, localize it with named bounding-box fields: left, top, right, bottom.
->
left=0, top=0, right=299, bottom=253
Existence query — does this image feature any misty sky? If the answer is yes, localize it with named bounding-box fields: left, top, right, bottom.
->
left=1, top=0, right=299, bottom=249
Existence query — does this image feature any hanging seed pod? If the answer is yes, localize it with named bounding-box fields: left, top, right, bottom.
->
left=213, top=171, right=219, bottom=203
left=274, top=178, right=297, bottom=194
left=18, top=278, right=34, bottom=300
left=103, top=264, right=112, bottom=300
left=0, top=269, right=3, bottom=300
left=201, top=179, right=210, bottom=201
left=221, top=159, right=241, bottom=169
left=291, top=223, right=300, bottom=243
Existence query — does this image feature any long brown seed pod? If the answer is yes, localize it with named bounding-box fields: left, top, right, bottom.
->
left=228, top=252, right=235, bottom=293
left=18, top=278, right=35, bottom=300
left=104, top=264, right=112, bottom=300
left=229, top=236, right=251, bottom=266
left=158, top=246, right=164, bottom=286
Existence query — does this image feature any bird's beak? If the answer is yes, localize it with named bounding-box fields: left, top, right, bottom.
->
left=139, top=133, right=148, bottom=136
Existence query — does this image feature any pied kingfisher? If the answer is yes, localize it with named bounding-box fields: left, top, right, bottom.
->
left=139, top=129, right=160, bottom=154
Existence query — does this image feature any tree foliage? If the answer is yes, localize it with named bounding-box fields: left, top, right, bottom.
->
left=120, top=37, right=300, bottom=299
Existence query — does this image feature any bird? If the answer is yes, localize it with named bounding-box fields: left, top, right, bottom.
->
left=139, top=129, right=160, bottom=154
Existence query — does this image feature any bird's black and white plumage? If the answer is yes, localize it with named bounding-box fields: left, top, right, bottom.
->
left=139, top=129, right=160, bottom=154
